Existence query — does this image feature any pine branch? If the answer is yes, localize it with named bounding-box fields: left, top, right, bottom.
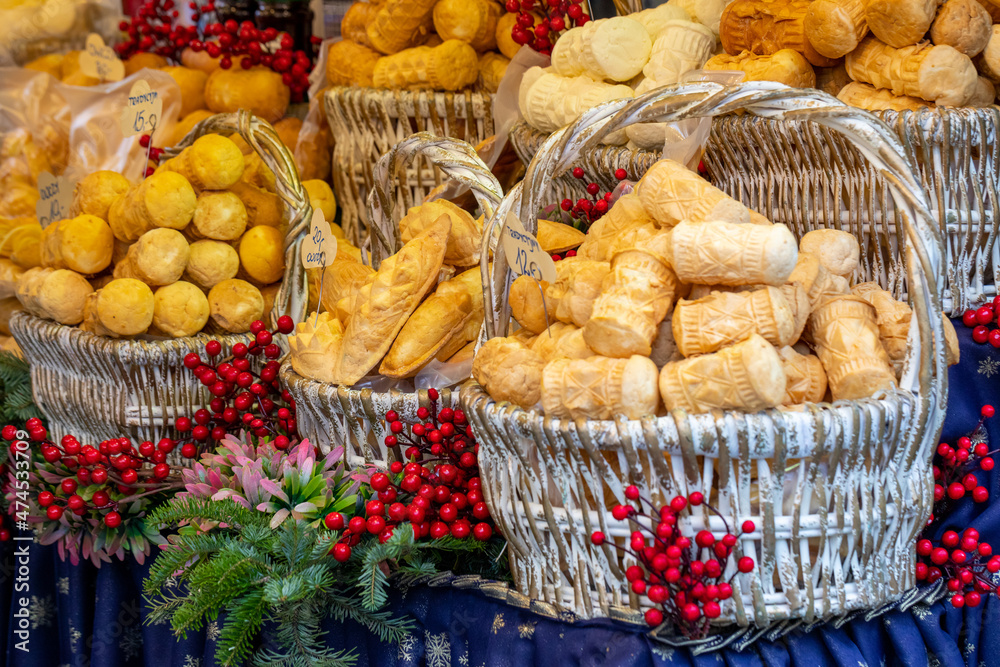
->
left=144, top=532, right=233, bottom=594
left=216, top=588, right=268, bottom=667
left=324, top=595, right=415, bottom=644
left=147, top=497, right=267, bottom=530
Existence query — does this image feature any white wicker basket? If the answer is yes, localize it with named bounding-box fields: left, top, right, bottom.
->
left=11, top=110, right=310, bottom=449
left=324, top=87, right=496, bottom=249
left=281, top=132, right=503, bottom=465
left=463, top=82, right=948, bottom=628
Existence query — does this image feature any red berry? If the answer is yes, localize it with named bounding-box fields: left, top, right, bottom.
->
left=473, top=522, right=492, bottom=541
left=984, top=405, right=996, bottom=418
left=61, top=478, right=77, bottom=494
left=952, top=594, right=965, bottom=608
left=976, top=306, right=994, bottom=324
left=931, top=547, right=949, bottom=564
left=979, top=543, right=992, bottom=557
left=974, top=486, right=989, bottom=502
left=704, top=601, right=721, bottom=619
left=181, top=443, right=198, bottom=458
left=967, top=591, right=982, bottom=607
left=624, top=485, right=640, bottom=501
left=644, top=608, right=663, bottom=627
left=46, top=505, right=63, bottom=521
left=963, top=310, right=979, bottom=327
left=964, top=473, right=979, bottom=490
left=104, top=511, right=122, bottom=528
left=670, top=496, right=687, bottom=512
left=615, top=168, right=627, bottom=180
left=741, top=520, right=756, bottom=534
left=916, top=538, right=933, bottom=556
left=989, top=330, right=1000, bottom=348
left=738, top=557, right=755, bottom=573
left=948, top=482, right=966, bottom=499
left=38, top=491, right=54, bottom=506
left=333, top=543, right=351, bottom=562
left=696, top=530, right=715, bottom=548
left=586, top=182, right=599, bottom=196
left=973, top=325, right=990, bottom=344
left=942, top=530, right=959, bottom=547
left=647, top=585, right=668, bottom=604
left=430, top=522, right=450, bottom=539
left=572, top=167, right=584, bottom=179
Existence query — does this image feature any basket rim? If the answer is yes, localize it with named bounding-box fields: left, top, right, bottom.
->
left=11, top=311, right=251, bottom=359
left=460, top=379, right=916, bottom=459
left=325, top=85, right=495, bottom=103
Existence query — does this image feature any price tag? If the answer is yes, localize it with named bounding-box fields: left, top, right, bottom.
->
left=120, top=80, right=163, bottom=138
left=501, top=213, right=556, bottom=283
left=35, top=171, right=74, bottom=229
left=79, top=33, right=124, bottom=82
left=300, top=209, right=338, bottom=269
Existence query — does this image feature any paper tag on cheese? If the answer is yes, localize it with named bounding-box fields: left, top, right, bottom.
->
left=300, top=209, right=338, bottom=269
left=35, top=171, right=74, bottom=228
left=120, top=80, right=163, bottom=137
left=501, top=213, right=556, bottom=283
left=80, top=33, right=125, bottom=82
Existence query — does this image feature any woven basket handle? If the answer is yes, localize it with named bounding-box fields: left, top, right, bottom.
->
left=366, top=132, right=504, bottom=269
left=161, top=109, right=310, bottom=327
left=482, top=81, right=947, bottom=461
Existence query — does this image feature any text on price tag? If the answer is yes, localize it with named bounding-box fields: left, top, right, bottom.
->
left=79, top=33, right=124, bottom=82
left=35, top=172, right=74, bottom=229
left=120, top=80, right=163, bottom=138
left=501, top=213, right=556, bottom=283
left=300, top=209, right=338, bottom=269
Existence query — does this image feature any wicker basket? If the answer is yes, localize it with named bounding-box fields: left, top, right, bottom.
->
left=11, top=110, right=310, bottom=448
left=463, top=82, right=948, bottom=628
left=281, top=133, right=504, bottom=464
left=324, top=87, right=495, bottom=249
left=510, top=105, right=1000, bottom=316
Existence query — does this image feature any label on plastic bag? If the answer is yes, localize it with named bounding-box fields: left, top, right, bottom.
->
left=35, top=171, right=73, bottom=228
left=501, top=213, right=556, bottom=283
left=300, top=209, right=337, bottom=269
left=120, top=80, right=163, bottom=137
left=80, top=34, right=125, bottom=82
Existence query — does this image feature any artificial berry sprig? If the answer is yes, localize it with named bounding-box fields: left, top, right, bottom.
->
left=117, top=1, right=321, bottom=102
left=555, top=166, right=630, bottom=235
left=174, top=317, right=298, bottom=459
left=915, top=405, right=998, bottom=608
left=2, top=419, right=183, bottom=529
left=590, top=487, right=755, bottom=637
left=929, top=404, right=995, bottom=512
left=961, top=297, right=1000, bottom=346
left=322, top=389, right=495, bottom=562
left=505, top=0, right=591, bottom=55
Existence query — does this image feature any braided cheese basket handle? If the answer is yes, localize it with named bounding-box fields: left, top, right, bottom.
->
left=481, top=80, right=947, bottom=463
left=160, top=109, right=310, bottom=326
left=366, top=132, right=504, bottom=269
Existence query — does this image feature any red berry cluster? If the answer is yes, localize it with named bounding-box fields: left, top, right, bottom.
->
left=322, top=389, right=494, bottom=563
left=558, top=167, right=629, bottom=228
left=505, top=0, right=590, bottom=55
left=138, top=133, right=164, bottom=178
left=915, top=528, right=999, bottom=608
left=116, top=0, right=193, bottom=62
left=118, top=1, right=320, bottom=102
left=930, top=405, right=995, bottom=510
left=591, top=488, right=755, bottom=637
left=176, top=317, right=297, bottom=459
left=3, top=419, right=179, bottom=529
left=915, top=405, right=998, bottom=607
left=961, top=297, right=1000, bottom=346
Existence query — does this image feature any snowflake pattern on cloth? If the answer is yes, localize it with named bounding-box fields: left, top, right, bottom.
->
left=120, top=625, right=143, bottom=661
left=56, top=577, right=69, bottom=596
left=425, top=631, right=451, bottom=667
left=29, top=595, right=54, bottom=628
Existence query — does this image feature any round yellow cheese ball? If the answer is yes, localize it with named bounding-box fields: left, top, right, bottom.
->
left=239, top=225, right=285, bottom=285
left=96, top=278, right=155, bottom=335
left=208, top=278, right=265, bottom=333
left=153, top=281, right=210, bottom=337
left=303, top=180, right=337, bottom=223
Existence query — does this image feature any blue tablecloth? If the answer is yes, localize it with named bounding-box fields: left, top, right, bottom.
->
left=2, top=318, right=997, bottom=667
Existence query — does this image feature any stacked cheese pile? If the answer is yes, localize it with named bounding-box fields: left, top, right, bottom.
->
left=517, top=1, right=727, bottom=147
left=472, top=158, right=959, bottom=418
left=23, top=51, right=332, bottom=182
left=5, top=133, right=328, bottom=340
left=710, top=0, right=1000, bottom=111
left=325, top=0, right=518, bottom=93
left=287, top=191, right=584, bottom=387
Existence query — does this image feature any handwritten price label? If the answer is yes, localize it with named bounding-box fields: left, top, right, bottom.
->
left=79, top=33, right=124, bottom=82
left=120, top=80, right=163, bottom=138
left=501, top=213, right=556, bottom=283
left=300, top=209, right=338, bottom=269
left=35, top=171, right=74, bottom=229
